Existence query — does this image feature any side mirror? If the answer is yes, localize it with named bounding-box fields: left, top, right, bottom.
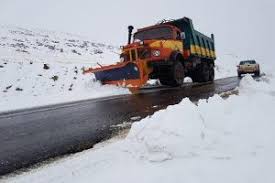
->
left=180, top=32, right=186, bottom=40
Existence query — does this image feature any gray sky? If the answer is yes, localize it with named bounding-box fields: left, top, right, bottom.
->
left=0, top=0, right=274, bottom=62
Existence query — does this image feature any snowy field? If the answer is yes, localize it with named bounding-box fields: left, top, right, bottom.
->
left=0, top=25, right=129, bottom=112
left=4, top=73, right=275, bottom=183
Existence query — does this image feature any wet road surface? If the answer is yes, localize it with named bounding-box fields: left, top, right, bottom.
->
left=0, top=77, right=239, bottom=176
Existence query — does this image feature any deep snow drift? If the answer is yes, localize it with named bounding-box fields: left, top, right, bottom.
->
left=0, top=25, right=129, bottom=112
left=5, top=74, right=275, bottom=183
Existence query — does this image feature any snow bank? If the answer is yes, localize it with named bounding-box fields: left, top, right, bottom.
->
left=5, top=75, right=275, bottom=183
left=126, top=75, right=275, bottom=164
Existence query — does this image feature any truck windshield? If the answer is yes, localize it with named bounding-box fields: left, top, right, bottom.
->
left=240, top=60, right=256, bottom=65
left=134, top=27, right=173, bottom=41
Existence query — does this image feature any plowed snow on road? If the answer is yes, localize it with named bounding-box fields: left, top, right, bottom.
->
left=4, top=74, right=275, bottom=183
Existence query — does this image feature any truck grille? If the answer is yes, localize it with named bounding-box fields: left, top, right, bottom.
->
left=138, top=48, right=151, bottom=59
left=121, top=48, right=150, bottom=62
left=131, top=49, right=137, bottom=61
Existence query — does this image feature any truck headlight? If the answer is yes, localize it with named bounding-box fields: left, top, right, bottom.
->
left=152, top=50, right=161, bottom=57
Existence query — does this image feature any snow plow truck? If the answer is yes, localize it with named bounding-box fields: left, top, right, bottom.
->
left=84, top=17, right=216, bottom=90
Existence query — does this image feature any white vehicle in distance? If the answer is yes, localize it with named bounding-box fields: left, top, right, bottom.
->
left=237, top=60, right=260, bottom=77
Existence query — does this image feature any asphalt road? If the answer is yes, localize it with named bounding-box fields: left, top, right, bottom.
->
left=0, top=76, right=240, bottom=176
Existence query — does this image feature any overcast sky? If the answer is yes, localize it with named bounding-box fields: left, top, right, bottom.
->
left=0, top=0, right=274, bottom=62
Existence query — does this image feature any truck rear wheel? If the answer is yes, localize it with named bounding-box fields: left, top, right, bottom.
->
left=160, top=61, right=184, bottom=87
left=192, top=63, right=210, bottom=83
left=201, top=63, right=210, bottom=82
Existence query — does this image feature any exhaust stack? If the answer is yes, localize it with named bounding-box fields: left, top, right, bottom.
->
left=128, top=25, right=134, bottom=44
left=211, top=33, right=215, bottom=41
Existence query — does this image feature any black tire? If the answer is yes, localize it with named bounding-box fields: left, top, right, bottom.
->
left=160, top=61, right=184, bottom=86
left=238, top=72, right=242, bottom=78
left=159, top=79, right=171, bottom=86
left=192, top=63, right=210, bottom=83
left=201, top=63, right=210, bottom=82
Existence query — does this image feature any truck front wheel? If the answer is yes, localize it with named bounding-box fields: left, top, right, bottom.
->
left=160, top=61, right=184, bottom=87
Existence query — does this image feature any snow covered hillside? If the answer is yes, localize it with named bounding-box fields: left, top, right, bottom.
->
left=0, top=25, right=129, bottom=112
left=5, top=74, right=275, bottom=183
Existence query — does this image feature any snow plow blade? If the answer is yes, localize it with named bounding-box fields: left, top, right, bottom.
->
left=83, top=61, right=151, bottom=89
